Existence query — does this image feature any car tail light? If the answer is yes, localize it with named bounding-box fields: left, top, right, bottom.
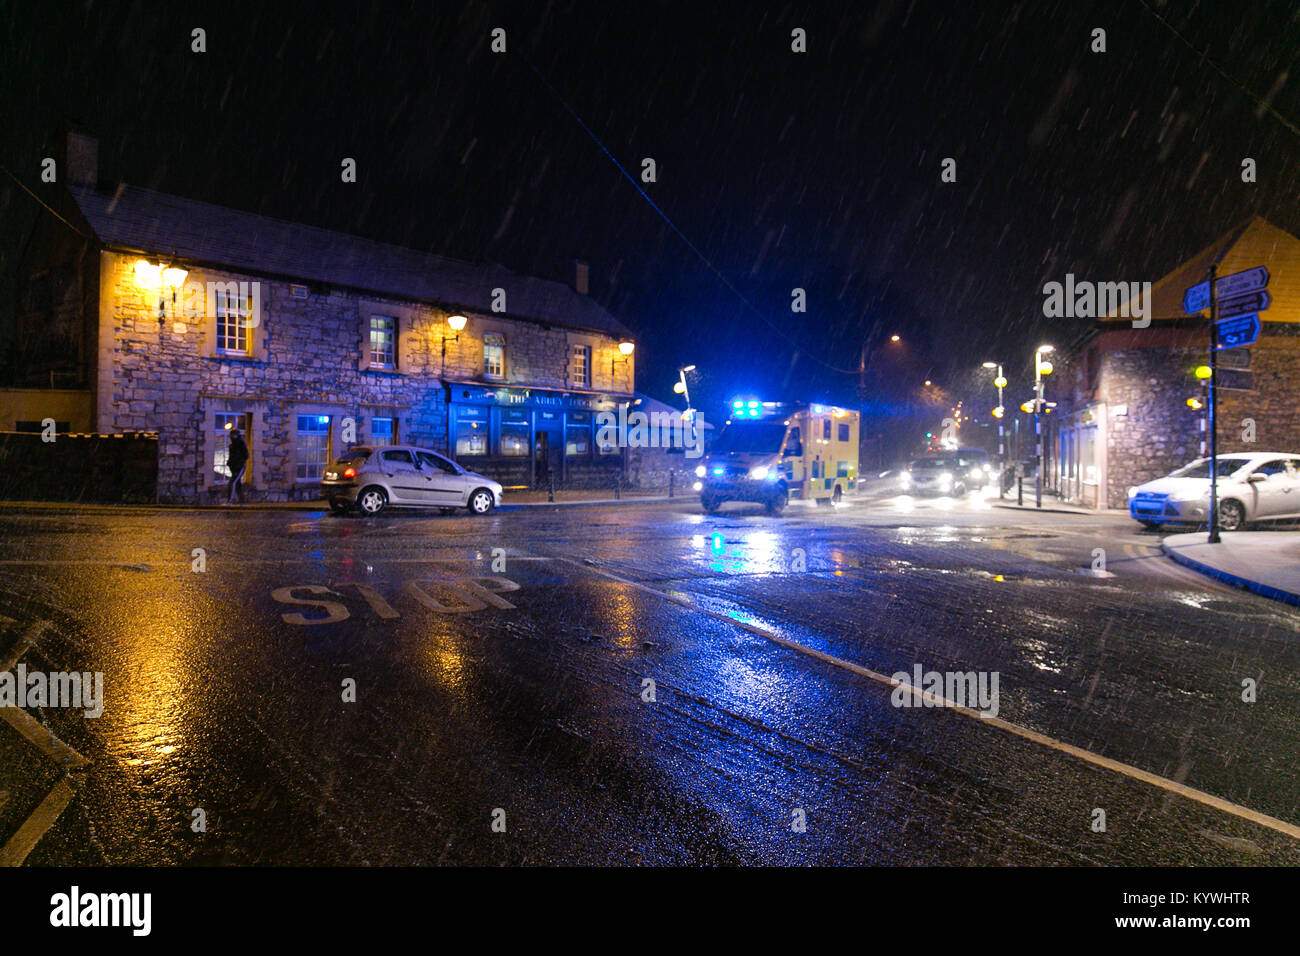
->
left=343, top=467, right=356, bottom=478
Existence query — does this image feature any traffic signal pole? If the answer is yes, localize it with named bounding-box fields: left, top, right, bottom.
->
left=1208, top=263, right=1220, bottom=544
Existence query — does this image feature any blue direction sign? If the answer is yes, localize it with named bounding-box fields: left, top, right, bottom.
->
left=1184, top=280, right=1209, bottom=314
left=1183, top=265, right=1270, bottom=314
left=1215, top=266, right=1269, bottom=300
left=1217, top=290, right=1271, bottom=319
left=1214, top=314, right=1260, bottom=350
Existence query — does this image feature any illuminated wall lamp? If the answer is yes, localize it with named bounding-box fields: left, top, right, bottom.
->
left=443, top=314, right=467, bottom=364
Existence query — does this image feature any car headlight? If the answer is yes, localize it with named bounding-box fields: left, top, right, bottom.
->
left=1128, top=486, right=1138, bottom=499
left=750, top=465, right=769, bottom=480
left=695, top=464, right=706, bottom=478
left=939, top=472, right=952, bottom=487
left=1171, top=487, right=1208, bottom=502
left=969, top=468, right=982, bottom=479
left=900, top=473, right=912, bottom=486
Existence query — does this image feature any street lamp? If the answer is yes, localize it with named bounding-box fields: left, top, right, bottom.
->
left=983, top=362, right=1007, bottom=497
left=1034, top=345, right=1055, bottom=508
left=674, top=365, right=696, bottom=413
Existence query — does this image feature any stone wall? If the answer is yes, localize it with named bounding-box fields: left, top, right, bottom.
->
left=1100, top=348, right=1203, bottom=507
left=1097, top=330, right=1300, bottom=508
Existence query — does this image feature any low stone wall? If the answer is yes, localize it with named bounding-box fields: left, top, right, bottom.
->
left=0, top=431, right=158, bottom=503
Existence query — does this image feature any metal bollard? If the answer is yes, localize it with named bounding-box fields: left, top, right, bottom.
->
left=669, top=471, right=675, bottom=498
left=1017, top=476, right=1023, bottom=506
left=615, top=474, right=622, bottom=500
left=548, top=476, right=555, bottom=503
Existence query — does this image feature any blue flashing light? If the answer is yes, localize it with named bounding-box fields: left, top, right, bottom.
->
left=732, top=400, right=744, bottom=409
left=712, top=466, right=725, bottom=475
left=747, top=401, right=759, bottom=409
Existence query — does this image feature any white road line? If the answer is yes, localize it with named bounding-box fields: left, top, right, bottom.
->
left=0, top=556, right=557, bottom=566
left=560, top=556, right=1300, bottom=842
left=0, top=620, right=48, bottom=673
left=0, top=619, right=91, bottom=770
left=0, top=777, right=78, bottom=867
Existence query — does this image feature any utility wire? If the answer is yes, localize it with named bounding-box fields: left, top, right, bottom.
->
left=0, top=164, right=91, bottom=239
left=1133, top=0, right=1300, bottom=139
left=517, top=51, right=862, bottom=375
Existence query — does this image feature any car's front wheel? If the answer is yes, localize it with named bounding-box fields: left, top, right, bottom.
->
left=1217, top=499, right=1247, bottom=532
left=468, top=488, right=496, bottom=515
left=357, top=486, right=388, bottom=516
left=701, top=492, right=721, bottom=514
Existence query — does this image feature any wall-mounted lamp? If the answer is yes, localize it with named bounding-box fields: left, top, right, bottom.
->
left=443, top=313, right=467, bottom=366
left=612, top=340, right=634, bottom=379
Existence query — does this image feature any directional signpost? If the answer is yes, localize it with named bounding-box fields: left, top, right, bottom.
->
left=1214, top=314, right=1260, bottom=351
left=1184, top=264, right=1271, bottom=543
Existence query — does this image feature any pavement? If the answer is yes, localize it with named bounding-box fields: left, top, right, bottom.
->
left=1163, top=531, right=1300, bottom=607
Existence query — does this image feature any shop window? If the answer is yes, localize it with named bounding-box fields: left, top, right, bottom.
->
left=369, top=315, right=396, bottom=369
left=570, top=345, right=591, bottom=387
left=370, top=417, right=395, bottom=446
left=499, top=410, right=529, bottom=456
left=566, top=411, right=592, bottom=456
left=214, top=412, right=251, bottom=480
left=454, top=409, right=487, bottom=456
left=484, top=332, right=505, bottom=380
left=296, top=415, right=332, bottom=480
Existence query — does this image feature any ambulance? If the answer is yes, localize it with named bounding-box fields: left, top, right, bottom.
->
left=695, top=400, right=860, bottom=514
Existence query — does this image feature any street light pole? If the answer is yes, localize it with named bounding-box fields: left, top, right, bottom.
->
left=1033, top=346, right=1054, bottom=509
left=983, top=362, right=1006, bottom=497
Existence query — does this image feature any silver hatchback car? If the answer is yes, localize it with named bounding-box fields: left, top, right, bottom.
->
left=321, top=445, right=502, bottom=516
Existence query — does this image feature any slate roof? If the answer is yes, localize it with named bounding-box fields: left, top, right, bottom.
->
left=69, top=183, right=633, bottom=338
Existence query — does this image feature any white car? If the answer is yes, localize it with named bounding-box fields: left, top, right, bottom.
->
left=1128, top=453, right=1300, bottom=531
left=320, top=445, right=502, bottom=516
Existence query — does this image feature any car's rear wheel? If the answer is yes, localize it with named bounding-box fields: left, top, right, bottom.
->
left=1139, top=520, right=1160, bottom=530
left=701, top=492, right=721, bottom=514
left=468, top=488, right=495, bottom=515
left=357, top=486, right=388, bottom=516
left=328, top=499, right=351, bottom=516
left=765, top=486, right=788, bottom=515
left=1217, top=499, right=1246, bottom=532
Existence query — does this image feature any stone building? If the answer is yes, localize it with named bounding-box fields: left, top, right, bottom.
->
left=1052, top=217, right=1300, bottom=509
left=4, top=132, right=640, bottom=503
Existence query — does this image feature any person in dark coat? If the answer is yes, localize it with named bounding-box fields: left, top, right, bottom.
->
left=226, top=427, right=249, bottom=504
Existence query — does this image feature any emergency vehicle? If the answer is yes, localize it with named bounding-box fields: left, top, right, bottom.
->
left=695, top=401, right=859, bottom=514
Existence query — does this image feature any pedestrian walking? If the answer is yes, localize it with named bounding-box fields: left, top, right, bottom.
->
left=226, top=427, right=248, bottom=504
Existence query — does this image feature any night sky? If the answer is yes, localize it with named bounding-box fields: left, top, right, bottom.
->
left=3, top=0, right=1300, bottom=421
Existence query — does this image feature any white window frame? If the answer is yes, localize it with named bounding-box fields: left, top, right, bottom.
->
left=570, top=344, right=592, bottom=388
left=215, top=290, right=252, bottom=355
left=368, top=315, right=397, bottom=370
left=484, top=332, right=505, bottom=380
left=295, top=414, right=333, bottom=481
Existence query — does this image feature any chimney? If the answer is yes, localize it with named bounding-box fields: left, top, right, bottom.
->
left=59, top=128, right=98, bottom=189
left=574, top=260, right=589, bottom=296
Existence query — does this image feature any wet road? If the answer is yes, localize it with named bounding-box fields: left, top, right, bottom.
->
left=1, top=493, right=1299, bottom=865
